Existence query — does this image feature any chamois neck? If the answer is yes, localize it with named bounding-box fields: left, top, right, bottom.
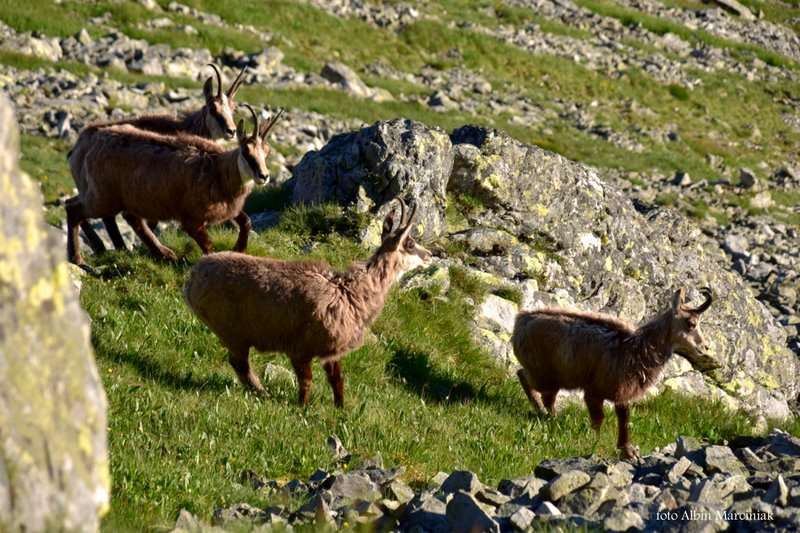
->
left=339, top=250, right=402, bottom=328
left=180, top=108, right=210, bottom=137
left=629, top=311, right=673, bottom=370
left=214, top=150, right=250, bottom=198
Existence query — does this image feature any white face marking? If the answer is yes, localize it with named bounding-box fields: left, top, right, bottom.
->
left=220, top=94, right=234, bottom=123
left=395, top=248, right=431, bottom=281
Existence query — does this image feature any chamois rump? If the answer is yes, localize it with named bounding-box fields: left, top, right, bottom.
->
left=66, top=105, right=282, bottom=265
left=183, top=198, right=433, bottom=407
left=512, top=288, right=714, bottom=459
left=71, top=63, right=248, bottom=253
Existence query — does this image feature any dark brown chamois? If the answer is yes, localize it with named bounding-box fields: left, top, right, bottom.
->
left=71, top=64, right=247, bottom=253
left=66, top=105, right=282, bottom=265
left=183, top=198, right=433, bottom=407
left=511, top=288, right=714, bottom=459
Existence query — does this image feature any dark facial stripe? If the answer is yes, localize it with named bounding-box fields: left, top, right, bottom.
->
left=243, top=149, right=261, bottom=177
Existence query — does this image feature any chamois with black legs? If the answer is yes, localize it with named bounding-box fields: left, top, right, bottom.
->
left=70, top=64, right=247, bottom=252
left=66, top=105, right=282, bottom=265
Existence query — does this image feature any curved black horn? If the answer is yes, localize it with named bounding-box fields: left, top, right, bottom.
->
left=406, top=200, right=419, bottom=227
left=207, top=64, right=223, bottom=97
left=395, top=197, right=407, bottom=229
left=688, top=287, right=712, bottom=314
left=242, top=103, right=259, bottom=140
left=227, top=65, right=248, bottom=98
left=261, top=108, right=284, bottom=138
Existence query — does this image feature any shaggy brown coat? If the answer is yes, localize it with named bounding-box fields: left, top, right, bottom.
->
left=66, top=107, right=274, bottom=265
left=183, top=199, right=433, bottom=407
left=70, top=64, right=246, bottom=253
left=512, top=288, right=713, bottom=458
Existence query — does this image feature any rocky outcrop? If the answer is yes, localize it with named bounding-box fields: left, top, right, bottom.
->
left=0, top=95, right=109, bottom=531
left=291, top=119, right=453, bottom=244
left=174, top=430, right=800, bottom=532
left=445, top=125, right=796, bottom=420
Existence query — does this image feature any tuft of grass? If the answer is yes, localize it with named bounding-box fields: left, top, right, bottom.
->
left=449, top=265, right=490, bottom=300
left=668, top=83, right=690, bottom=101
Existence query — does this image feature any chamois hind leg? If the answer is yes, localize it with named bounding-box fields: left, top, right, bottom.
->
left=232, top=211, right=252, bottom=253
left=291, top=357, right=313, bottom=406
left=79, top=220, right=107, bottom=254
left=103, top=215, right=127, bottom=250
left=66, top=197, right=88, bottom=265
left=323, top=360, right=344, bottom=408
left=227, top=344, right=265, bottom=395
left=183, top=222, right=214, bottom=255
left=517, top=368, right=546, bottom=414
left=615, top=403, right=639, bottom=460
left=122, top=213, right=177, bottom=261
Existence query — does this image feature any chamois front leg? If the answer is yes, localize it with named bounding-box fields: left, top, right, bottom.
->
left=585, top=394, right=605, bottom=431
left=122, top=213, right=177, bottom=261
left=517, top=368, right=546, bottom=414
left=232, top=211, right=252, bottom=253
left=291, top=358, right=313, bottom=406
left=183, top=222, right=214, bottom=255
left=542, top=391, right=559, bottom=416
left=615, top=403, right=639, bottom=460
left=66, top=197, right=88, bottom=265
left=323, top=360, right=344, bottom=408
left=227, top=344, right=265, bottom=395
left=79, top=221, right=107, bottom=254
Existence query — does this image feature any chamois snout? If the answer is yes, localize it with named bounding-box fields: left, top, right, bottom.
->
left=236, top=105, right=283, bottom=187
left=670, top=287, right=717, bottom=370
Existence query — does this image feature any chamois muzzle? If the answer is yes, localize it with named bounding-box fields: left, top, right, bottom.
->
left=254, top=172, right=270, bottom=186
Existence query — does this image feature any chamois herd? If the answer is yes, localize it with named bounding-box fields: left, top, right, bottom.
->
left=63, top=64, right=716, bottom=458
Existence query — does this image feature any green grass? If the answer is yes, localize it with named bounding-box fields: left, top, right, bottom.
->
left=84, top=227, right=762, bottom=531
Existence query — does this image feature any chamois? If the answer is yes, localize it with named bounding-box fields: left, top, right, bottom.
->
left=183, top=198, right=433, bottom=407
left=73, top=64, right=248, bottom=252
left=512, top=288, right=714, bottom=459
left=66, top=105, right=282, bottom=266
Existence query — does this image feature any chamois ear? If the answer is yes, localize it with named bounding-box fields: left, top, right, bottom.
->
left=672, top=288, right=685, bottom=312
left=381, top=212, right=395, bottom=239
left=235, top=119, right=246, bottom=142
left=203, top=77, right=215, bottom=101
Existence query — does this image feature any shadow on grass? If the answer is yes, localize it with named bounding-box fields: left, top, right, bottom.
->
left=386, top=347, right=498, bottom=405
left=101, top=347, right=232, bottom=393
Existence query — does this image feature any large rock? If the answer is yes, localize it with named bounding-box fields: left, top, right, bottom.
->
left=291, top=119, right=453, bottom=244
left=448, top=125, right=796, bottom=418
left=0, top=95, right=109, bottom=530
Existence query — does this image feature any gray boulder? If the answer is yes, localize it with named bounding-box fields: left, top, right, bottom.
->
left=0, top=95, right=109, bottom=531
left=291, top=119, right=453, bottom=244
left=321, top=61, right=372, bottom=98
left=448, top=125, right=796, bottom=419
left=446, top=491, right=500, bottom=533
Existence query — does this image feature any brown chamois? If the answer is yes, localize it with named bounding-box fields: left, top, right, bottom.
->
left=72, top=64, right=247, bottom=253
left=66, top=105, right=282, bottom=266
left=183, top=198, right=433, bottom=407
left=511, top=288, right=714, bottom=459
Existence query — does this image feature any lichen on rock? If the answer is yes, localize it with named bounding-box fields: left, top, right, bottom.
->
left=0, top=94, right=109, bottom=532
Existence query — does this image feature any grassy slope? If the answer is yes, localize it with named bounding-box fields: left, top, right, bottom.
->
left=16, top=133, right=790, bottom=532
left=4, top=0, right=800, bottom=529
